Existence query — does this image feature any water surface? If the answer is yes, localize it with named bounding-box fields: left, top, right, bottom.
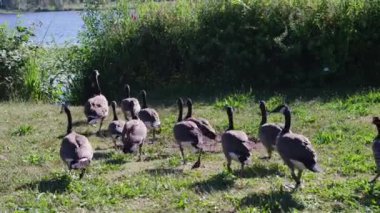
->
left=0, top=11, right=84, bottom=45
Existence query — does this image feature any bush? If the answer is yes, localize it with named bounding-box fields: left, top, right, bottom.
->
left=0, top=25, right=34, bottom=100
left=72, top=0, right=380, bottom=103
left=0, top=24, right=70, bottom=102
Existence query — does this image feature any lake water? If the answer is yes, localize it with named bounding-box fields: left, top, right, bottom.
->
left=0, top=11, right=83, bottom=45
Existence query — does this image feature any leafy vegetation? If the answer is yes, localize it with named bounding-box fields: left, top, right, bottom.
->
left=2, top=0, right=380, bottom=104
left=0, top=90, right=379, bottom=211
left=0, top=24, right=81, bottom=102
left=69, top=0, right=380, bottom=104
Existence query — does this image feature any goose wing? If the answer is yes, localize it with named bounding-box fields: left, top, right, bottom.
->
left=108, top=120, right=126, bottom=136
left=373, top=139, right=380, bottom=170
left=277, top=133, right=320, bottom=172
left=173, top=121, right=202, bottom=145
left=60, top=132, right=93, bottom=167
left=186, top=117, right=217, bottom=140
left=84, top=94, right=109, bottom=122
left=138, top=108, right=161, bottom=128
left=222, top=130, right=252, bottom=156
left=259, top=123, right=282, bottom=148
left=121, top=98, right=141, bottom=114
left=123, top=120, right=147, bottom=144
left=75, top=134, right=94, bottom=160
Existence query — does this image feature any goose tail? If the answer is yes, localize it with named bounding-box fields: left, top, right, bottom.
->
left=70, top=159, right=91, bottom=169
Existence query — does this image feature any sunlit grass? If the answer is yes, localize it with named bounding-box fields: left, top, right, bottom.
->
left=0, top=90, right=379, bottom=211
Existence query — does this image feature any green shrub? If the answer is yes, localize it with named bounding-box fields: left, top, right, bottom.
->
left=70, top=0, right=380, bottom=103
left=0, top=25, right=34, bottom=100
left=0, top=24, right=71, bottom=102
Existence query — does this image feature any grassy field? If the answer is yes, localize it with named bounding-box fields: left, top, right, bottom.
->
left=0, top=89, right=379, bottom=212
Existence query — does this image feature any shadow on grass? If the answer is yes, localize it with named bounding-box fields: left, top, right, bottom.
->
left=105, top=157, right=127, bottom=165
left=80, top=129, right=110, bottom=138
left=356, top=182, right=380, bottom=207
left=235, top=163, right=282, bottom=178
left=17, top=174, right=71, bottom=194
left=72, top=120, right=88, bottom=127
left=145, top=168, right=183, bottom=176
left=57, top=129, right=110, bottom=139
left=240, top=190, right=305, bottom=212
left=143, top=153, right=171, bottom=161
left=191, top=172, right=235, bottom=194
left=93, top=151, right=113, bottom=160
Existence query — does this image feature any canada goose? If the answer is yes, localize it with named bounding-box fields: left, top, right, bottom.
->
left=138, top=90, right=161, bottom=143
left=121, top=84, right=141, bottom=120
left=185, top=98, right=217, bottom=140
left=121, top=101, right=147, bottom=161
left=173, top=98, right=203, bottom=169
left=271, top=104, right=322, bottom=189
left=108, top=101, right=126, bottom=149
left=221, top=106, right=255, bottom=176
left=60, top=104, right=93, bottom=179
left=84, top=70, right=109, bottom=136
left=370, top=117, right=380, bottom=183
left=258, top=100, right=282, bottom=159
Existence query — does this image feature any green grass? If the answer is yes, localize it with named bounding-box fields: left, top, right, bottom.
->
left=0, top=89, right=379, bottom=212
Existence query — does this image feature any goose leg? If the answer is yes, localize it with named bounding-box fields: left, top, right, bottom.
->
left=179, top=144, right=186, bottom=165
left=295, top=170, right=303, bottom=189
left=260, top=147, right=271, bottom=160
left=79, top=169, right=86, bottom=179
left=96, top=118, right=105, bottom=137
left=370, top=173, right=380, bottom=183
left=284, top=168, right=298, bottom=190
left=226, top=156, right=232, bottom=172
left=138, top=144, right=142, bottom=161
left=112, top=137, right=118, bottom=150
left=240, top=163, right=244, bottom=177
left=192, top=148, right=202, bottom=169
left=267, top=149, right=272, bottom=159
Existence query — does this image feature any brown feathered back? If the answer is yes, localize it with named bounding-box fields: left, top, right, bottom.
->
left=61, top=105, right=93, bottom=170
left=84, top=94, right=109, bottom=123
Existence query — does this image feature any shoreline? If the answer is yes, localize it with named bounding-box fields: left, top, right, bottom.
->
left=0, top=2, right=115, bottom=14
left=0, top=8, right=84, bottom=14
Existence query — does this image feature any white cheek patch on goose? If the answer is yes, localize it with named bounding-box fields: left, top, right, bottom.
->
left=279, top=107, right=286, bottom=114
left=290, top=159, right=306, bottom=170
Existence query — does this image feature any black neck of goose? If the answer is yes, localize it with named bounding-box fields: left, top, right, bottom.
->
left=64, top=107, right=73, bottom=134
left=282, top=109, right=291, bottom=133
left=227, top=110, right=234, bottom=130
left=94, top=74, right=101, bottom=95
left=112, top=103, right=118, bottom=121
left=125, top=85, right=131, bottom=98
left=260, top=105, right=267, bottom=126
left=131, top=108, right=138, bottom=120
left=185, top=102, right=192, bottom=119
left=376, top=124, right=380, bottom=139
left=142, top=92, right=148, bottom=109
left=177, top=101, right=183, bottom=122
